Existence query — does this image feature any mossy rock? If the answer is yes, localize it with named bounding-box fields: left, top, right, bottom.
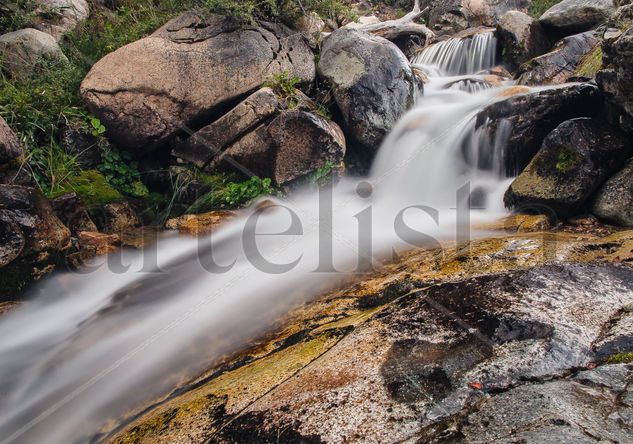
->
left=50, top=170, right=123, bottom=208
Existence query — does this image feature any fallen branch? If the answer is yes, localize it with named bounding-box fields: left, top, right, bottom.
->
left=355, top=3, right=435, bottom=44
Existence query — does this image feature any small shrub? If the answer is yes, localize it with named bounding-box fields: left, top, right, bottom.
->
left=188, top=175, right=277, bottom=213
left=97, top=148, right=149, bottom=198
left=264, top=70, right=301, bottom=108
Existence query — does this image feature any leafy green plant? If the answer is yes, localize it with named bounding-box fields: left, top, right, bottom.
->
left=309, top=160, right=339, bottom=185
left=89, top=116, right=107, bottom=137
left=188, top=175, right=277, bottom=213
left=97, top=148, right=149, bottom=198
left=264, top=70, right=301, bottom=108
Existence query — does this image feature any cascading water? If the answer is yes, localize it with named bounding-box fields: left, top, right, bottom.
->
left=0, top=31, right=523, bottom=443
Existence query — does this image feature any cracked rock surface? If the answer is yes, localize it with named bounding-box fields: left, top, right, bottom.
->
left=111, top=230, right=633, bottom=443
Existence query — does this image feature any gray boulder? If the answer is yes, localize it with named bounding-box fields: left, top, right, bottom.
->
left=318, top=28, right=415, bottom=154
left=80, top=12, right=316, bottom=152
left=497, top=10, right=551, bottom=71
left=592, top=161, right=633, bottom=226
left=474, top=82, right=601, bottom=175
left=505, top=117, right=629, bottom=218
left=34, top=0, right=90, bottom=40
left=0, top=28, right=68, bottom=78
left=540, top=0, right=616, bottom=34
left=517, top=31, right=599, bottom=85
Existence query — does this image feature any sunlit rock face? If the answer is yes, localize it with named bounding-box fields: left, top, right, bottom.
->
left=81, top=12, right=316, bottom=152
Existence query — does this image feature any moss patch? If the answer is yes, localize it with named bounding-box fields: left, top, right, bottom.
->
left=529, top=0, right=561, bottom=18
left=50, top=170, right=123, bottom=207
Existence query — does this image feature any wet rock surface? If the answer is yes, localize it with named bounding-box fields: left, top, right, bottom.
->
left=505, top=117, right=630, bottom=218
left=318, top=28, right=416, bottom=154
left=80, top=11, right=316, bottom=152
left=111, top=228, right=633, bottom=443
left=475, top=82, right=601, bottom=175
left=517, top=31, right=599, bottom=85
left=592, top=160, right=633, bottom=226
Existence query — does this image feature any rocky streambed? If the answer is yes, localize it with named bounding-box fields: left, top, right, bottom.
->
left=102, top=219, right=633, bottom=443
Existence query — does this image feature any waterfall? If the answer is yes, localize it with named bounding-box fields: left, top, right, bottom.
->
left=411, top=31, right=498, bottom=76
left=0, top=30, right=522, bottom=443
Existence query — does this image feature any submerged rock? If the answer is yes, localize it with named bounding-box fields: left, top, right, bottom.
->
left=517, top=31, right=599, bottom=85
left=474, top=82, right=601, bottom=175
left=497, top=10, right=551, bottom=71
left=505, top=118, right=630, bottom=218
left=318, top=28, right=416, bottom=154
left=539, top=0, right=616, bottom=35
left=80, top=12, right=315, bottom=152
left=592, top=160, right=633, bottom=226
left=0, top=28, right=68, bottom=78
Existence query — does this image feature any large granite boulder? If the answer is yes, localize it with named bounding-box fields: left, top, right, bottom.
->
left=497, top=10, right=551, bottom=71
left=318, top=28, right=415, bottom=154
left=505, top=117, right=630, bottom=217
left=517, top=31, right=599, bottom=85
left=592, top=160, right=633, bottom=226
left=80, top=11, right=316, bottom=152
left=34, top=0, right=90, bottom=40
left=539, top=0, right=616, bottom=35
left=0, top=28, right=68, bottom=78
left=474, top=82, right=601, bottom=175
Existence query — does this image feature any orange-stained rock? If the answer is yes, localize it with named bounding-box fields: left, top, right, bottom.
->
left=78, top=231, right=120, bottom=256
left=165, top=211, right=236, bottom=236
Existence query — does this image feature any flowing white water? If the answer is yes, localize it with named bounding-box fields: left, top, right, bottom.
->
left=0, top=31, right=522, bottom=443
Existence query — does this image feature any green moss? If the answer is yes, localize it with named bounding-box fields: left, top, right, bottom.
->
left=575, top=45, right=603, bottom=79
left=50, top=170, right=123, bottom=207
left=555, top=148, right=580, bottom=173
left=606, top=352, right=633, bottom=364
left=529, top=0, right=561, bottom=18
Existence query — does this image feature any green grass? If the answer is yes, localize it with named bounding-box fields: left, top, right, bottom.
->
left=529, top=0, right=561, bottom=18
left=187, top=174, right=277, bottom=213
left=575, top=45, right=603, bottom=79
left=606, top=352, right=633, bottom=364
